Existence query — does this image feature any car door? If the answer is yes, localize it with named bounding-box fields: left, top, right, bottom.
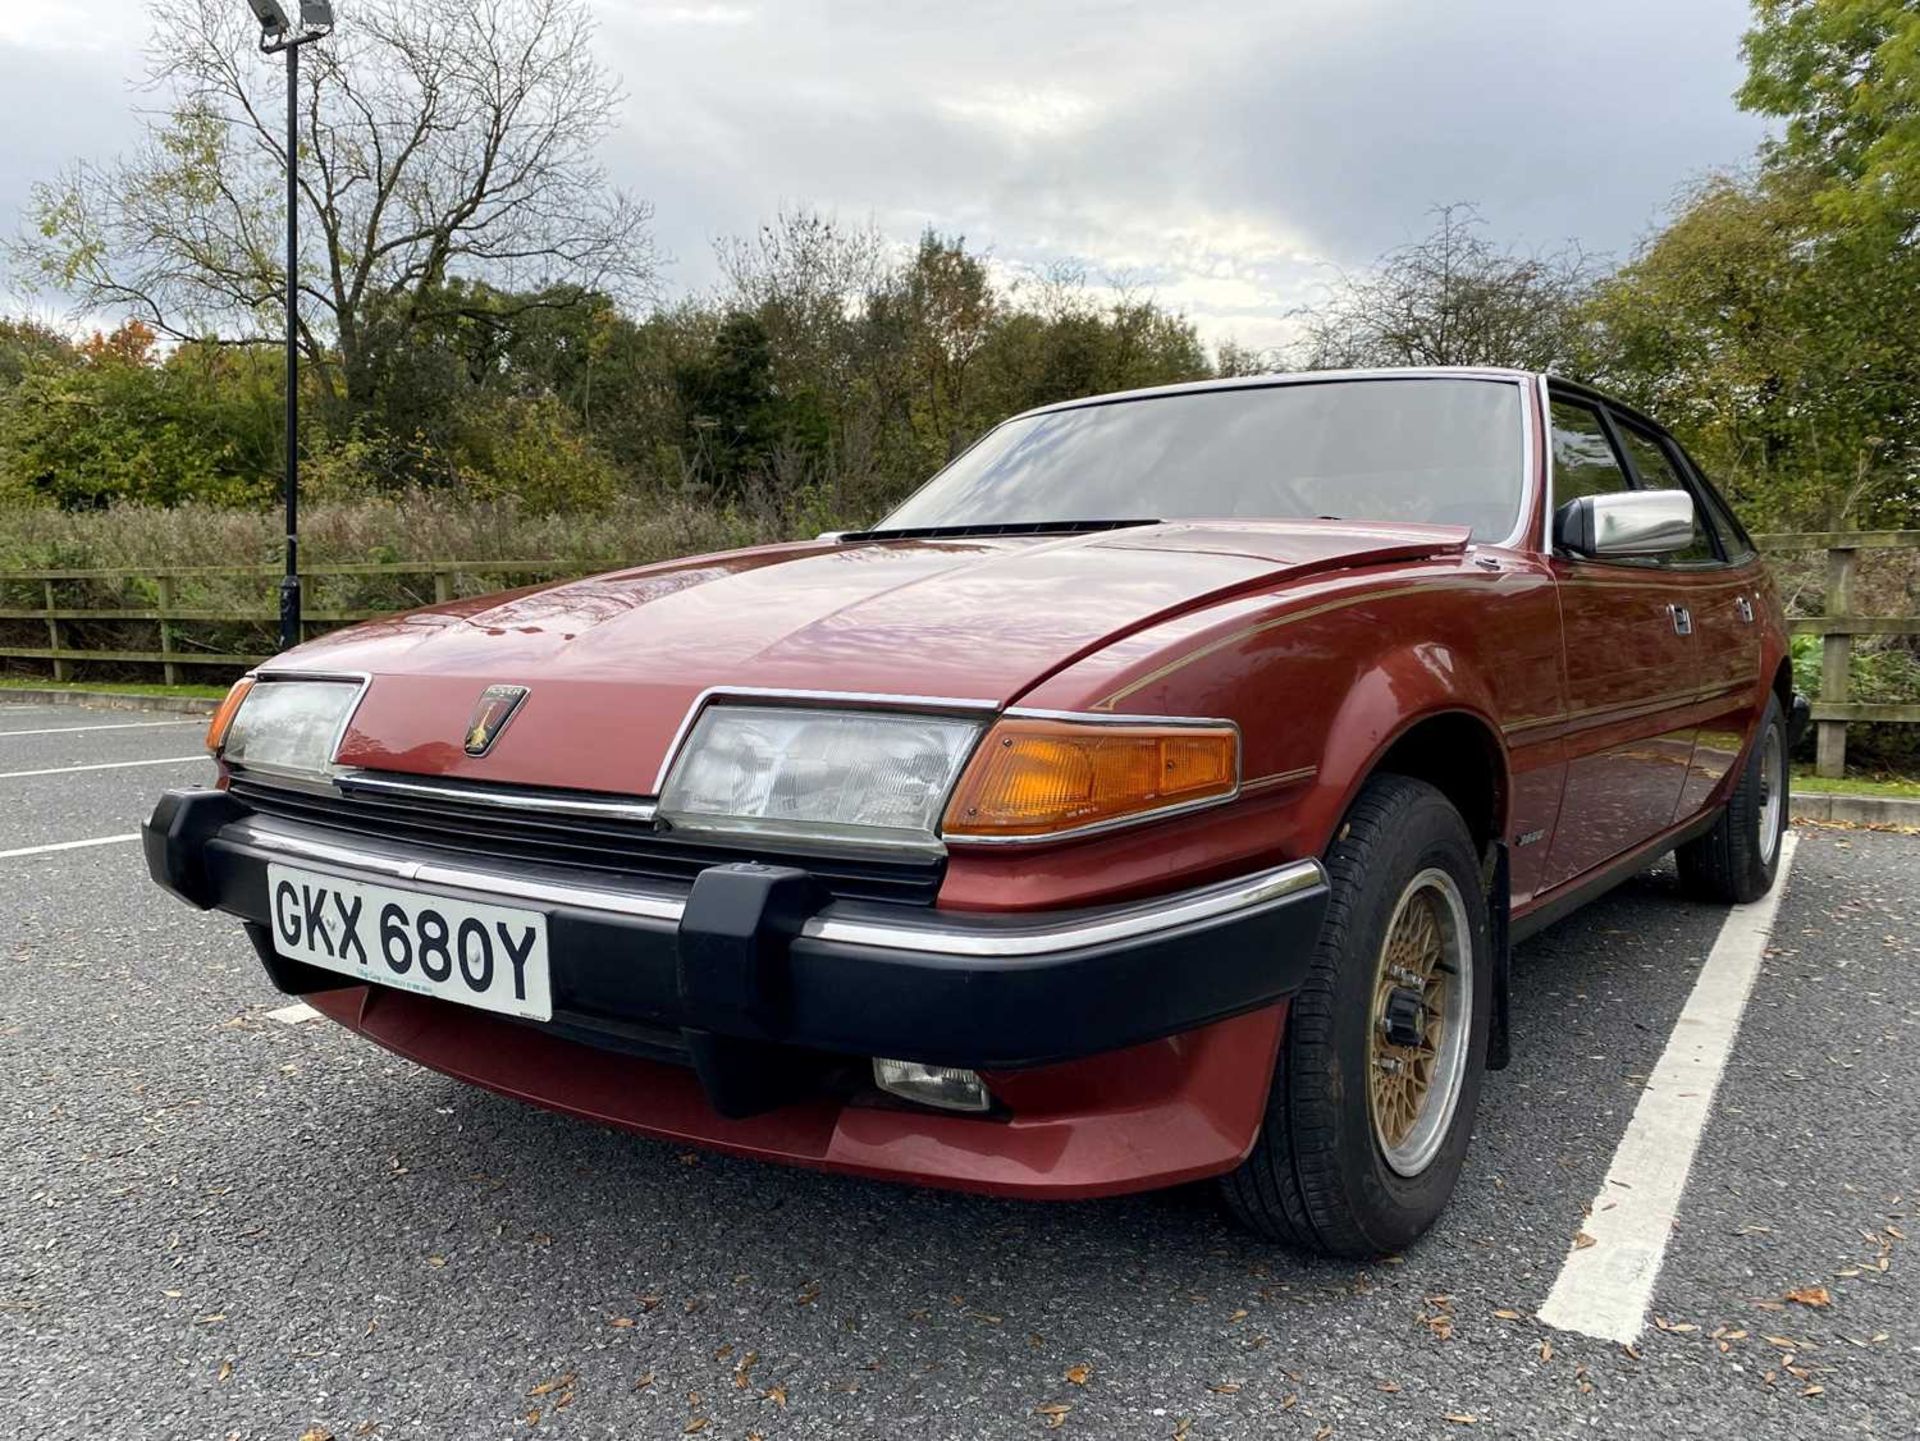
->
left=1539, top=394, right=1699, bottom=889
left=1609, top=415, right=1763, bottom=821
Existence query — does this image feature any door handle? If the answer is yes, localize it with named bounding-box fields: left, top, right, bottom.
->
left=1734, top=595, right=1755, bottom=624
left=1668, top=603, right=1693, bottom=636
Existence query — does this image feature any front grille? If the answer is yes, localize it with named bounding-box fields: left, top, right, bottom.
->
left=227, top=773, right=945, bottom=906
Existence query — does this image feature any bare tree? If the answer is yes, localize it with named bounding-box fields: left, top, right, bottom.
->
left=8, top=0, right=656, bottom=410
left=1292, top=203, right=1599, bottom=372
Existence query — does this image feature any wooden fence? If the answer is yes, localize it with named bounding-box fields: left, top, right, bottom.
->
left=1755, top=529, right=1920, bottom=777
left=3, top=534, right=1917, bottom=776
left=0, top=559, right=571, bottom=683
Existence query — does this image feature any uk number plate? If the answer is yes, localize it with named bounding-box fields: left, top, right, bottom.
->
left=265, top=863, right=553, bottom=1021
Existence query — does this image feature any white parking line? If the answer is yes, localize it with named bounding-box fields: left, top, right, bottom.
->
left=0, top=833, right=140, bottom=860
left=0, top=755, right=207, bottom=780
left=1537, top=833, right=1800, bottom=1344
left=266, top=1002, right=322, bottom=1025
left=0, top=720, right=200, bottom=738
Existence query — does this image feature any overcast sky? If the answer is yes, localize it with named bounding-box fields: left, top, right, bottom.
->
left=0, top=0, right=1769, bottom=350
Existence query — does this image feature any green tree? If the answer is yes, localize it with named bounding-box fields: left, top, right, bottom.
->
left=1740, top=0, right=1920, bottom=232
left=0, top=322, right=281, bottom=508
left=8, top=0, right=655, bottom=421
left=675, top=312, right=785, bottom=499
left=1580, top=168, right=1920, bottom=529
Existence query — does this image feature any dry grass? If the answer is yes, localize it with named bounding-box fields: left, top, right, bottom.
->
left=0, top=493, right=775, bottom=683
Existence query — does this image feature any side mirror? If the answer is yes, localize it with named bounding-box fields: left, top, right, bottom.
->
left=1555, top=489, right=1696, bottom=558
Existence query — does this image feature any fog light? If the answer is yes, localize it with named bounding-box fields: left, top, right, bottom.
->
left=872, top=1057, right=992, bottom=1113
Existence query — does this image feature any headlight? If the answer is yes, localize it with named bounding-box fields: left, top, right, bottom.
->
left=213, top=676, right=362, bottom=777
left=657, top=705, right=982, bottom=850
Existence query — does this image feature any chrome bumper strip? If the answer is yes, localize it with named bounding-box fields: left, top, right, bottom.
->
left=221, top=816, right=1326, bottom=960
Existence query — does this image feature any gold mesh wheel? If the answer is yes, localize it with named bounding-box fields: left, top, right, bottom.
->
left=1367, top=867, right=1472, bottom=1177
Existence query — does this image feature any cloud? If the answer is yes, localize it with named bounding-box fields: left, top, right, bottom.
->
left=3, top=0, right=1771, bottom=349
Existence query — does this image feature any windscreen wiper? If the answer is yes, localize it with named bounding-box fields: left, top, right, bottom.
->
left=837, top=518, right=1161, bottom=542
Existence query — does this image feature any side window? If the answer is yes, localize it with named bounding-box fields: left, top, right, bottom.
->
left=1614, top=419, right=1717, bottom=564
left=1685, top=463, right=1758, bottom=563
left=1549, top=399, right=1632, bottom=503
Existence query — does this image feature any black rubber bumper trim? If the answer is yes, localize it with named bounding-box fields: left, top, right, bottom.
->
left=143, top=786, right=246, bottom=909
left=146, top=788, right=1330, bottom=1074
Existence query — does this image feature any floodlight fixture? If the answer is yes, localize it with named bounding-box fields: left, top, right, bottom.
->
left=246, top=0, right=293, bottom=37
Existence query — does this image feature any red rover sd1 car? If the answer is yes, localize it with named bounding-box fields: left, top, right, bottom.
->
left=146, top=368, right=1807, bottom=1256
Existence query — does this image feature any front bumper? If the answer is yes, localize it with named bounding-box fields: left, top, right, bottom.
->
left=146, top=786, right=1330, bottom=1192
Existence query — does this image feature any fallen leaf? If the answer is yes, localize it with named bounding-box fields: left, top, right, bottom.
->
left=1492, top=1308, right=1524, bottom=1321
left=1376, top=1381, right=1400, bottom=1393
left=298, top=1431, right=334, bottom=1441
left=796, top=1284, right=821, bottom=1306
left=633, top=1373, right=655, bottom=1391
left=217, top=1360, right=233, bottom=1383
left=763, top=1385, right=788, bottom=1408
left=524, top=1410, right=541, bottom=1427
left=683, top=1420, right=708, bottom=1435
left=1444, top=1416, right=1478, bottom=1426
left=1802, top=1385, right=1825, bottom=1399
left=1312, top=1426, right=1333, bottom=1441
left=1064, top=1365, right=1091, bottom=1385
left=1227, top=1309, right=1250, bottom=1322
left=1210, top=1382, right=1243, bottom=1394
left=426, top=1256, right=446, bottom=1268
left=528, top=1374, right=576, bottom=1398
left=609, top=1316, right=635, bottom=1329
left=1573, top=1233, right=1597, bottom=1251
left=1784, top=1286, right=1832, bottom=1309
left=1035, top=1403, right=1071, bottom=1430
left=1538, top=1340, right=1553, bottom=1363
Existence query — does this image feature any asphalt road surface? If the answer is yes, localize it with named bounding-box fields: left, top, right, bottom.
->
left=1, top=699, right=1914, bottom=1440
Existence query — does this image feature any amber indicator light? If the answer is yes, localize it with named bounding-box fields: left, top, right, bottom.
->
left=204, top=677, right=255, bottom=754
left=943, top=718, right=1237, bottom=839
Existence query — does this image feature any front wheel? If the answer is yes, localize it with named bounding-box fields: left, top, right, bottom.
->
left=1677, top=694, right=1788, bottom=905
left=1220, top=775, right=1491, bottom=1256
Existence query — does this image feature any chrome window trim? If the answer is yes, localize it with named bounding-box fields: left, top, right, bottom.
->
left=332, top=770, right=659, bottom=824
left=1537, top=371, right=1557, bottom=554
left=221, top=815, right=1325, bottom=959
left=1504, top=372, right=1540, bottom=554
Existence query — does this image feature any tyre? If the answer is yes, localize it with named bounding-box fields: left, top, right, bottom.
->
left=1677, top=694, right=1788, bottom=905
left=1221, top=774, right=1492, bottom=1257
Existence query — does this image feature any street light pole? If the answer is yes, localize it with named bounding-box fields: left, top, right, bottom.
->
left=280, top=34, right=300, bottom=652
left=250, top=0, right=332, bottom=652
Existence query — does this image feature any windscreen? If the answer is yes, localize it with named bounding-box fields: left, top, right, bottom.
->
left=880, top=377, right=1527, bottom=541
